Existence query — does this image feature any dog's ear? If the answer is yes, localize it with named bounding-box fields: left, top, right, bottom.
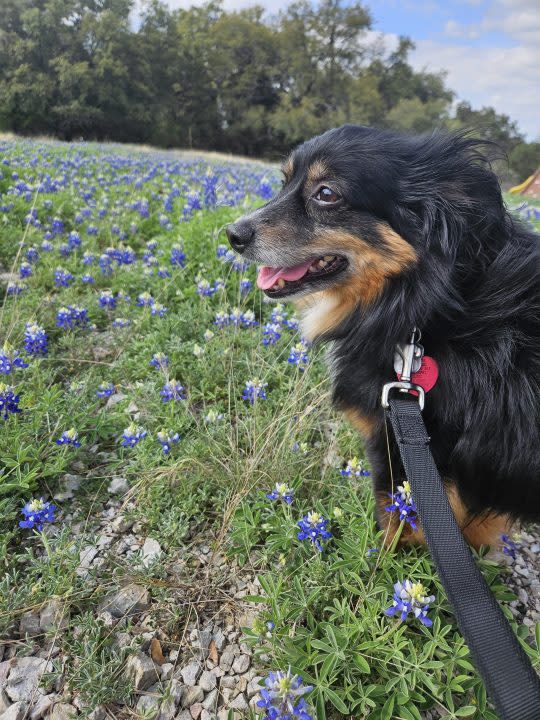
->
left=395, top=132, right=508, bottom=262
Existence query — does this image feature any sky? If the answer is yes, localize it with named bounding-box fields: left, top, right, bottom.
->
left=160, top=0, right=540, bottom=140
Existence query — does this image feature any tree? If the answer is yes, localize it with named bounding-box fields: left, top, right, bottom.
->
left=509, top=143, right=540, bottom=181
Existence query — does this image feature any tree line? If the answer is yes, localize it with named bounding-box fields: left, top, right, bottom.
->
left=0, top=0, right=538, bottom=179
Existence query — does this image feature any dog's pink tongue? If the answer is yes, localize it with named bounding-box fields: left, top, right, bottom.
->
left=257, top=262, right=312, bottom=290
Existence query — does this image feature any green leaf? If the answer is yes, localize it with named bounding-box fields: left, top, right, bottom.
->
left=535, top=621, right=540, bottom=651
left=455, top=706, right=477, bottom=717
left=353, top=654, right=370, bottom=673
left=324, top=688, right=349, bottom=714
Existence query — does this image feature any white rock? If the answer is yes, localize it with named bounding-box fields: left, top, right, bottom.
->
left=199, top=670, right=216, bottom=692
left=100, top=583, right=150, bottom=617
left=180, top=661, right=201, bottom=686
left=142, top=538, right=162, bottom=567
left=5, top=657, right=52, bottom=702
left=0, top=702, right=28, bottom=720
left=40, top=599, right=69, bottom=631
left=181, top=686, right=204, bottom=709
left=232, top=654, right=250, bottom=674
left=49, top=703, right=77, bottom=720
left=108, top=477, right=129, bottom=494
left=125, top=653, right=160, bottom=691
left=201, top=689, right=218, bottom=711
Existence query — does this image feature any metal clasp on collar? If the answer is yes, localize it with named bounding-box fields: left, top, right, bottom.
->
left=381, top=328, right=425, bottom=410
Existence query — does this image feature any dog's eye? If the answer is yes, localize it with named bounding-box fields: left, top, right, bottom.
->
left=314, top=186, right=340, bottom=204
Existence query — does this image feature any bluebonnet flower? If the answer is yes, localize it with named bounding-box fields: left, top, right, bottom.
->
left=51, top=217, right=64, bottom=235
left=204, top=408, right=224, bottom=423
left=240, top=279, right=252, bottom=295
left=257, top=177, right=274, bottom=200
left=160, top=380, right=186, bottom=402
left=19, top=498, right=56, bottom=532
left=54, top=267, right=74, bottom=287
left=151, top=302, right=167, bottom=317
left=68, top=230, right=81, bottom=249
left=41, top=239, right=54, bottom=252
left=0, top=383, right=21, bottom=419
left=19, top=262, right=32, bottom=278
left=216, top=244, right=228, bottom=259
left=136, top=292, right=154, bottom=307
left=56, top=306, right=89, bottom=329
left=340, top=457, right=371, bottom=478
left=270, top=304, right=287, bottom=325
left=26, top=246, right=39, bottom=263
left=203, top=170, right=218, bottom=207
left=297, top=512, right=333, bottom=552
left=96, top=382, right=115, bottom=398
left=150, top=352, right=169, bottom=370
left=157, top=429, right=180, bottom=455
left=24, top=322, right=48, bottom=355
left=83, top=251, right=96, bottom=265
left=81, top=274, right=94, bottom=284
left=213, top=278, right=225, bottom=292
left=182, top=193, right=202, bottom=220
left=99, top=254, right=113, bottom=275
left=7, top=280, right=27, bottom=295
left=112, top=317, right=131, bottom=328
left=292, top=441, right=309, bottom=455
left=266, top=482, right=294, bottom=504
left=0, top=345, right=29, bottom=375
left=196, top=279, right=216, bottom=297
left=56, top=428, right=81, bottom=447
left=228, top=308, right=257, bottom=328
left=146, top=239, right=158, bottom=253
left=385, top=580, right=435, bottom=627
left=214, top=311, right=229, bottom=328
left=257, top=669, right=313, bottom=720
left=99, top=290, right=117, bottom=308
left=59, top=242, right=72, bottom=257
left=501, top=533, right=520, bottom=560
left=385, top=480, right=418, bottom=530
left=242, top=379, right=268, bottom=404
left=203, top=329, right=215, bottom=341
left=287, top=341, right=309, bottom=370
left=157, top=267, right=171, bottom=279
left=121, top=423, right=147, bottom=447
left=170, top=244, right=186, bottom=268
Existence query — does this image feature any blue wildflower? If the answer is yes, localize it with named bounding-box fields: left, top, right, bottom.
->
left=83, top=251, right=96, bottom=265
left=96, top=382, right=115, bottom=398
left=196, top=279, right=216, bottom=297
left=501, top=533, right=520, bottom=560
left=340, top=457, right=370, bottom=478
left=160, top=380, right=186, bottom=402
left=385, top=580, right=435, bottom=627
left=214, top=311, right=229, bottom=328
left=157, top=267, right=171, bottom=279
left=112, top=318, right=131, bottom=328
left=19, top=498, right=56, bottom=532
left=216, top=244, right=228, bottom=259
left=19, top=262, right=32, bottom=278
left=242, top=379, right=268, bottom=404
left=26, top=246, right=39, bottom=263
left=287, top=341, right=309, bottom=369
left=257, top=177, right=274, bottom=200
left=54, top=267, right=74, bottom=287
left=385, top=481, right=418, bottom=530
left=257, top=669, right=313, bottom=720
left=41, top=240, right=54, bottom=252
left=150, top=353, right=169, bottom=370
left=170, top=245, right=186, bottom=268
left=98, top=290, right=117, bottom=308
left=121, top=423, right=147, bottom=447
left=56, top=306, right=89, bottom=329
left=56, top=428, right=81, bottom=447
left=7, top=281, right=27, bottom=295
left=266, top=482, right=294, bottom=504
left=136, top=292, right=154, bottom=307
left=157, top=429, right=180, bottom=455
left=0, top=345, right=29, bottom=375
left=270, top=304, right=287, bottom=324
left=151, top=302, right=167, bottom=317
left=81, top=274, right=95, bottom=284
left=297, top=511, right=332, bottom=552
left=68, top=230, right=81, bottom=249
left=240, top=279, right=252, bottom=295
left=24, top=323, right=48, bottom=355
left=0, top=383, right=21, bottom=419
left=262, top=323, right=282, bottom=346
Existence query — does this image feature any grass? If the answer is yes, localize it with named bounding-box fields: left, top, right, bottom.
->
left=0, top=138, right=538, bottom=719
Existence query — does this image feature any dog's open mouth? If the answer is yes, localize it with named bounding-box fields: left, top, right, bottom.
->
left=256, top=255, right=348, bottom=297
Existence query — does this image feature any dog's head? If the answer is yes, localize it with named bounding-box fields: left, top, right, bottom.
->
left=226, top=125, right=504, bottom=340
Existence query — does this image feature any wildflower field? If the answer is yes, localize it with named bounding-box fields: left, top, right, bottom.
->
left=0, top=138, right=539, bottom=720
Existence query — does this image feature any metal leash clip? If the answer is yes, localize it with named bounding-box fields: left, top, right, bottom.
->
left=381, top=328, right=426, bottom=410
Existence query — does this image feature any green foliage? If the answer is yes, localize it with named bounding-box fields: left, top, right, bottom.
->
left=1, top=0, right=527, bottom=169
left=509, top=143, right=540, bottom=181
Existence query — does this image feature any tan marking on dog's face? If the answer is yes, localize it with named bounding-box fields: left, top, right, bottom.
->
left=294, top=225, right=417, bottom=341
left=281, top=157, right=294, bottom=183
left=306, top=160, right=329, bottom=186
left=343, top=406, right=379, bottom=439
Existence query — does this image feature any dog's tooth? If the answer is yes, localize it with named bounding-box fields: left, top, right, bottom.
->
left=323, top=255, right=333, bottom=261
left=276, top=278, right=286, bottom=288
left=308, top=265, right=317, bottom=272
left=318, top=259, right=327, bottom=268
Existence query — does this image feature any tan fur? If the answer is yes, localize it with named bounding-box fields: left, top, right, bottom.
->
left=294, top=224, right=417, bottom=341
left=377, top=483, right=513, bottom=550
left=343, top=406, right=379, bottom=439
left=306, top=160, right=329, bottom=185
left=282, top=157, right=294, bottom=183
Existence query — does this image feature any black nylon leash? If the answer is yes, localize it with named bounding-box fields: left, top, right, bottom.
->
left=386, top=396, right=540, bottom=720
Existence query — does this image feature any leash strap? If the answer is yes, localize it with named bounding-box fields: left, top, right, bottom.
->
left=387, top=396, right=540, bottom=720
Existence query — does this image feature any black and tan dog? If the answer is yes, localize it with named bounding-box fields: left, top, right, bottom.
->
left=226, top=125, right=540, bottom=548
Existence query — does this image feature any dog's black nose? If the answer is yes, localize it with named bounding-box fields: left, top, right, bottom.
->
left=226, top=221, right=255, bottom=253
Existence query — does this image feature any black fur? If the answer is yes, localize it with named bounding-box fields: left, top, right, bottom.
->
left=231, top=125, right=540, bottom=522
